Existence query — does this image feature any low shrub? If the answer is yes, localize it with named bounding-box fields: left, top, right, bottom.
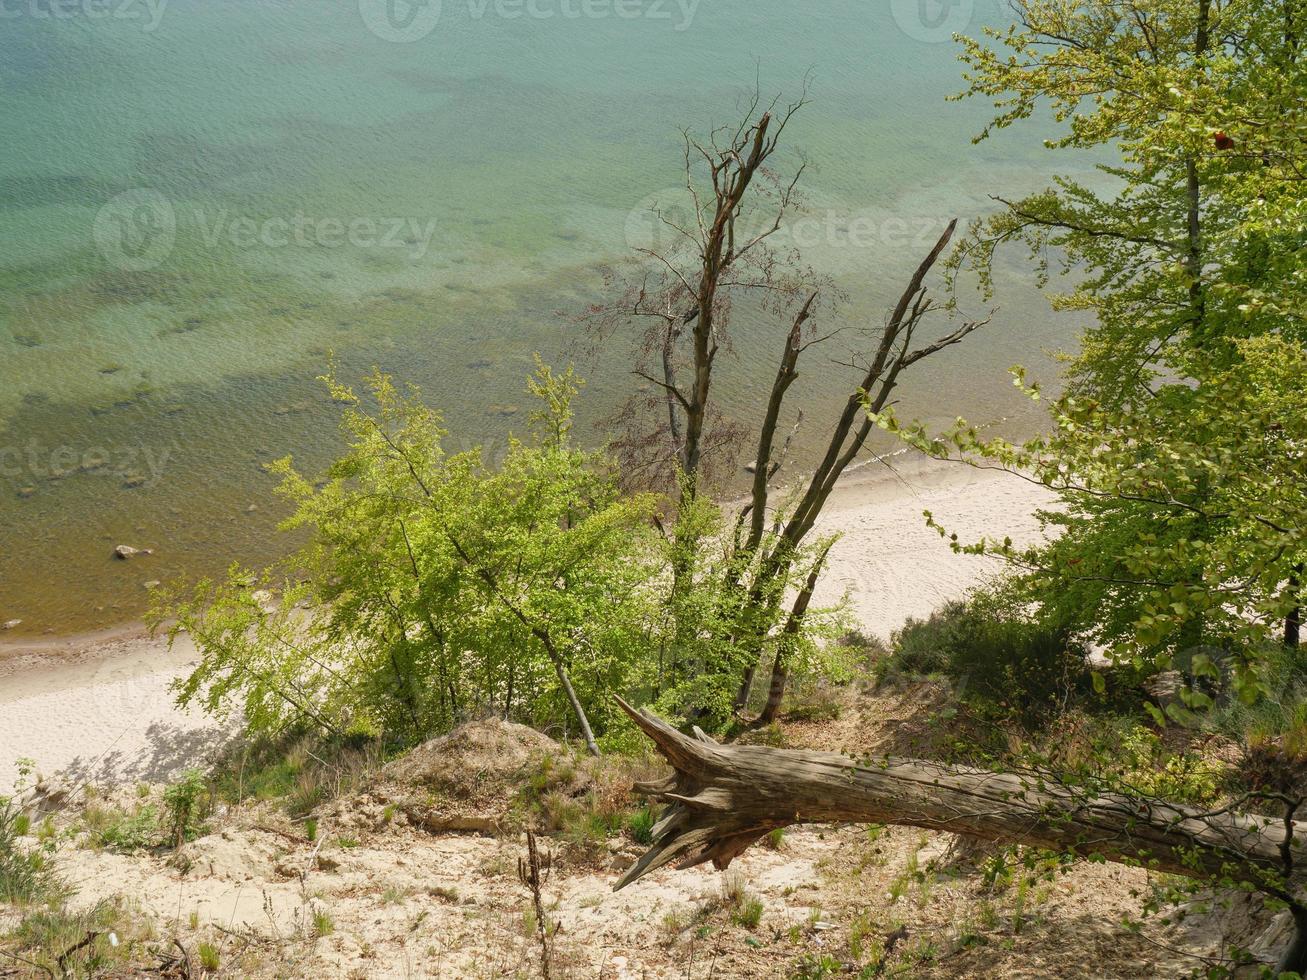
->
left=0, top=798, right=58, bottom=905
left=887, top=596, right=1090, bottom=724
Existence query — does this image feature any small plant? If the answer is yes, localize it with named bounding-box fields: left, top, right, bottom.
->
left=312, top=906, right=335, bottom=937
left=4, top=897, right=148, bottom=975
left=1, top=798, right=58, bottom=904
left=13, top=758, right=36, bottom=793
left=13, top=813, right=30, bottom=837
left=304, top=818, right=318, bottom=842
left=162, top=769, right=208, bottom=849
left=335, top=835, right=360, bottom=849
left=660, top=907, right=689, bottom=942
left=888, top=873, right=910, bottom=903
left=91, top=805, right=159, bottom=852
left=790, top=952, right=841, bottom=980
left=731, top=897, right=764, bottom=929
left=625, top=806, right=655, bottom=845
left=765, top=827, right=786, bottom=850
left=198, top=941, right=220, bottom=972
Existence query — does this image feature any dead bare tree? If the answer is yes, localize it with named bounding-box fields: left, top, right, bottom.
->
left=585, top=86, right=816, bottom=498
left=726, top=217, right=986, bottom=715
left=588, top=92, right=986, bottom=720
left=613, top=697, right=1307, bottom=975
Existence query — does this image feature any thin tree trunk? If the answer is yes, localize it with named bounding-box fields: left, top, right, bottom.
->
left=549, top=650, right=599, bottom=757
left=1287, top=565, right=1303, bottom=648
left=613, top=698, right=1303, bottom=897
left=730, top=220, right=983, bottom=709
left=757, top=544, right=833, bottom=725
left=445, top=532, right=601, bottom=756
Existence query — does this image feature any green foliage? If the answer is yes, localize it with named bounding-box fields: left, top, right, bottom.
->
left=730, top=896, right=764, bottom=929
left=888, top=600, right=968, bottom=677
left=953, top=0, right=1307, bottom=399
left=198, top=941, right=220, bottom=972
left=0, top=798, right=58, bottom=905
left=311, top=906, right=334, bottom=937
left=790, top=953, right=841, bottom=980
left=625, top=806, right=655, bottom=846
left=1113, top=726, right=1223, bottom=806
left=651, top=494, right=848, bottom=728
left=87, top=804, right=159, bottom=853
left=926, top=0, right=1307, bottom=729
left=161, top=769, right=208, bottom=849
left=159, top=360, right=661, bottom=749
left=161, top=355, right=845, bottom=752
left=886, top=596, right=1090, bottom=723
left=881, top=336, right=1307, bottom=700
left=2, top=898, right=147, bottom=976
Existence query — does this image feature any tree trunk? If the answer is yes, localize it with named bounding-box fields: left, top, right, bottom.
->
left=611, top=697, right=1303, bottom=895
left=1287, top=565, right=1302, bottom=648
left=756, top=544, right=832, bottom=725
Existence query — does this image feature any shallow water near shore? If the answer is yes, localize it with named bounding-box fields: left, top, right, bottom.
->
left=0, top=0, right=1092, bottom=635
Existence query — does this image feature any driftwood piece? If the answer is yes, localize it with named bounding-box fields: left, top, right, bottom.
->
left=612, top=697, right=1302, bottom=893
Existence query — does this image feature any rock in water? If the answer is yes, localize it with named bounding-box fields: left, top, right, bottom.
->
left=114, top=544, right=153, bottom=560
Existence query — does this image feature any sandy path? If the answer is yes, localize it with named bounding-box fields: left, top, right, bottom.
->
left=0, top=458, right=1052, bottom=794
left=813, top=457, right=1052, bottom=637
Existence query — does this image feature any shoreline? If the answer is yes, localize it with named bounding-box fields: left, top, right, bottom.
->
left=0, top=450, right=1026, bottom=663
left=0, top=453, right=1054, bottom=792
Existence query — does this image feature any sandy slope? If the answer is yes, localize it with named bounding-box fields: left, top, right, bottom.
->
left=0, top=457, right=1053, bottom=794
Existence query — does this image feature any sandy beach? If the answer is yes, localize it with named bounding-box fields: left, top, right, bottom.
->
left=0, top=457, right=1053, bottom=794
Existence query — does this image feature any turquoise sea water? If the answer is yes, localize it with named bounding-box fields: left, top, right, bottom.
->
left=0, top=0, right=1092, bottom=635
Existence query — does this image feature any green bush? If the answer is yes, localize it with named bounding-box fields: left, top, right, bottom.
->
left=162, top=769, right=208, bottom=849
left=888, top=601, right=967, bottom=676
left=0, top=799, right=58, bottom=904
left=889, top=597, right=1089, bottom=723
left=625, top=806, right=656, bottom=845
left=89, top=805, right=159, bottom=852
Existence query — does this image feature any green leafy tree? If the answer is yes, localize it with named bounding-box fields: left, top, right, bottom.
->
left=924, top=0, right=1307, bottom=677
left=158, top=361, right=660, bottom=755
left=879, top=334, right=1307, bottom=712
left=954, top=0, right=1306, bottom=402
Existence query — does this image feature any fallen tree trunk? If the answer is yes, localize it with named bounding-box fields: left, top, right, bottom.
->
left=612, top=697, right=1304, bottom=898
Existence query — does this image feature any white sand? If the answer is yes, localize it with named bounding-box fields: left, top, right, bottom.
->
left=0, top=456, right=1052, bottom=794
